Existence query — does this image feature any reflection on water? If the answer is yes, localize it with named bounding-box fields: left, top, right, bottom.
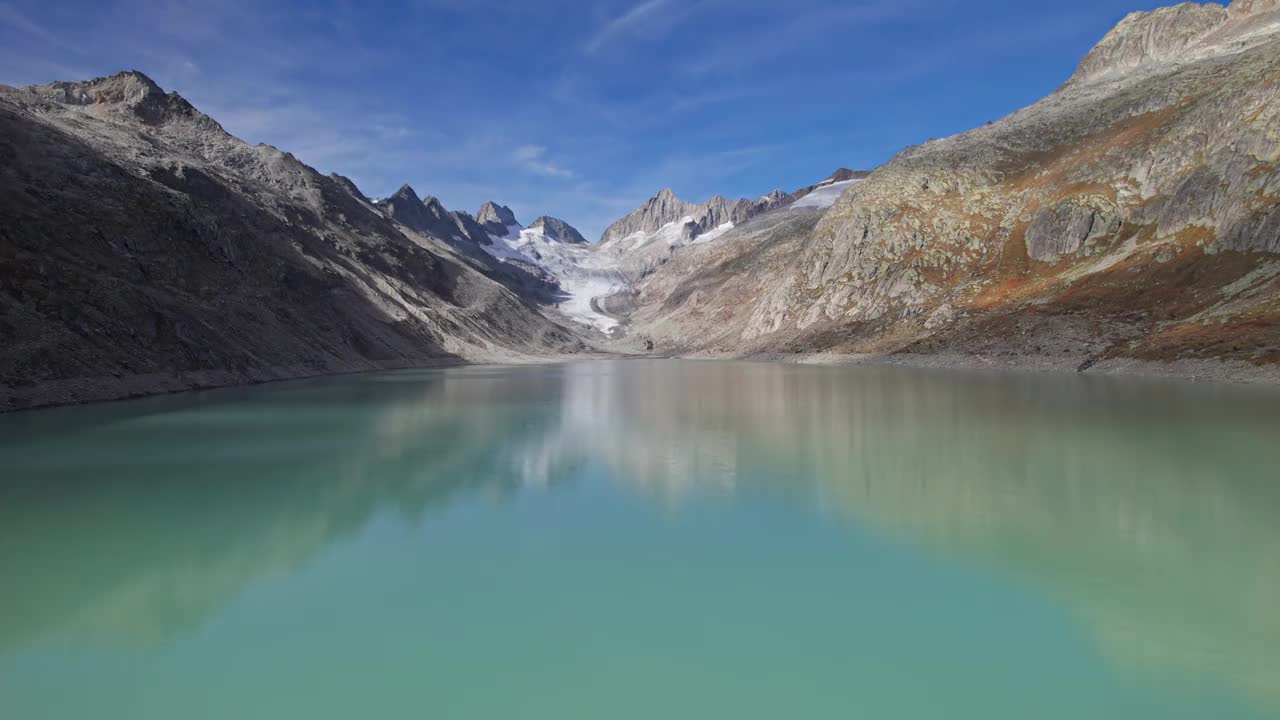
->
left=1, top=360, right=1278, bottom=716
left=0, top=368, right=564, bottom=649
left=565, top=362, right=1280, bottom=708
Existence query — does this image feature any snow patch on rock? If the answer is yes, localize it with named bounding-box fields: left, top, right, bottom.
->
left=483, top=222, right=627, bottom=332
left=791, top=179, right=862, bottom=209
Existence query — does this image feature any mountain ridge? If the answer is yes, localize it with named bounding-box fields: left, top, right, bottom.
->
left=598, top=185, right=796, bottom=246
left=1067, top=0, right=1280, bottom=87
left=528, top=216, right=588, bottom=244
left=0, top=70, right=582, bottom=411
left=4, top=0, right=1280, bottom=411
left=616, top=0, right=1280, bottom=382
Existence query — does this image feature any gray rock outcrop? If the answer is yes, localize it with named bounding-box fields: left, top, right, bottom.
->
left=528, top=216, right=587, bottom=244
left=449, top=210, right=494, bottom=247
left=377, top=184, right=443, bottom=235
left=1067, top=3, right=1230, bottom=86
left=600, top=189, right=694, bottom=245
left=1025, top=199, right=1121, bottom=262
left=1068, top=0, right=1280, bottom=87
left=599, top=186, right=793, bottom=245
left=476, top=201, right=519, bottom=236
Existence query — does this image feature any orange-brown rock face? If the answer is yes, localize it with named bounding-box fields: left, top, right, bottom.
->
left=622, top=0, right=1280, bottom=379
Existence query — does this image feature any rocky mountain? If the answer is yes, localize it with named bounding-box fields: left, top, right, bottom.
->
left=598, top=186, right=793, bottom=246
left=476, top=201, right=519, bottom=236
left=478, top=217, right=625, bottom=333
left=1064, top=0, right=1279, bottom=85
left=5, top=0, right=1279, bottom=411
left=375, top=185, right=494, bottom=248
left=460, top=167, right=868, bottom=336
left=378, top=185, right=446, bottom=235
left=0, top=71, right=583, bottom=411
left=368, top=184, right=565, bottom=303
left=449, top=209, right=496, bottom=247
left=614, top=0, right=1280, bottom=382
left=328, top=172, right=370, bottom=202
left=598, top=189, right=693, bottom=246
left=528, top=216, right=587, bottom=244
left=789, top=168, right=871, bottom=203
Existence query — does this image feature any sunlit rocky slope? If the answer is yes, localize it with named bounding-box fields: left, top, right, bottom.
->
left=3, top=0, right=1280, bottom=410
left=617, top=0, right=1280, bottom=380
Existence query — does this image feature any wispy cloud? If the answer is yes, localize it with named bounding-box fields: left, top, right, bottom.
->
left=513, top=144, right=575, bottom=179
left=583, top=0, right=673, bottom=55
left=0, top=1, right=73, bottom=51
left=681, top=0, right=926, bottom=77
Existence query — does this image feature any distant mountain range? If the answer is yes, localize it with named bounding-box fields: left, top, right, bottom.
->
left=2, top=0, right=1279, bottom=409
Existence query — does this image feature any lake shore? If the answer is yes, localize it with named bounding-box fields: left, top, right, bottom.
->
left=0, top=351, right=606, bottom=414
left=725, top=351, right=1280, bottom=387
left=8, top=348, right=1280, bottom=414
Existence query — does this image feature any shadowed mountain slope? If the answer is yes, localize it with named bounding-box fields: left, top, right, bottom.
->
left=0, top=72, right=582, bottom=411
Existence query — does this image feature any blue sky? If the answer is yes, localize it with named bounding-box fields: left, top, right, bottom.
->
left=0, top=0, right=1177, bottom=239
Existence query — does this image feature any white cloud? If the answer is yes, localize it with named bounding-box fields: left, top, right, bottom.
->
left=513, top=144, right=545, bottom=162
left=680, top=0, right=923, bottom=77
left=513, top=144, right=575, bottom=179
left=583, top=0, right=673, bottom=55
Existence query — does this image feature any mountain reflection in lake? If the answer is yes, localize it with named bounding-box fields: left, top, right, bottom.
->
left=2, top=360, right=1278, bottom=719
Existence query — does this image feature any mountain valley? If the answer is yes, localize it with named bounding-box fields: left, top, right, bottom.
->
left=3, top=0, right=1280, bottom=410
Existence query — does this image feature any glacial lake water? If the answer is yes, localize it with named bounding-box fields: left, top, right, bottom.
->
left=1, top=359, right=1279, bottom=719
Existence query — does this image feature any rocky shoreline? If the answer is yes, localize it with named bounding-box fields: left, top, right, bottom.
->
left=0, top=351, right=610, bottom=414
left=8, top=347, right=1280, bottom=414
left=724, top=351, right=1280, bottom=387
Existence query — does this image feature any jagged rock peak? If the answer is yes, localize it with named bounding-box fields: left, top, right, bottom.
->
left=391, top=184, right=421, bottom=202
left=328, top=173, right=369, bottom=203
left=647, top=188, right=696, bottom=214
left=1069, top=3, right=1227, bottom=86
left=529, top=216, right=588, bottom=244
left=422, top=195, right=448, bottom=217
left=35, top=70, right=162, bottom=105
left=1230, top=0, right=1280, bottom=16
left=379, top=184, right=452, bottom=237
left=449, top=210, right=495, bottom=247
left=1066, top=0, right=1280, bottom=86
left=636, top=188, right=692, bottom=216
left=476, top=201, right=519, bottom=228
left=600, top=183, right=803, bottom=245
left=822, top=168, right=861, bottom=184
left=599, top=189, right=698, bottom=244
left=25, top=70, right=214, bottom=128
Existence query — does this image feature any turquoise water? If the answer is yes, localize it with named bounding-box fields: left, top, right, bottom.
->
left=2, top=360, right=1279, bottom=719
